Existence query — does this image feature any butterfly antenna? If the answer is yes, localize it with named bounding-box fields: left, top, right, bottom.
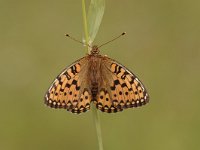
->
left=65, top=34, right=91, bottom=48
left=98, top=32, right=126, bottom=48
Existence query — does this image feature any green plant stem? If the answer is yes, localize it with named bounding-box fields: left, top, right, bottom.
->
left=82, top=1, right=104, bottom=150
left=92, top=104, right=104, bottom=150
left=82, top=0, right=90, bottom=53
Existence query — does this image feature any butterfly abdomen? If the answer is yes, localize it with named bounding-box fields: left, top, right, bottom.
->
left=91, top=83, right=98, bottom=101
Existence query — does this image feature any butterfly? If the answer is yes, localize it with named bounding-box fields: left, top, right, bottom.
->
left=44, top=36, right=149, bottom=114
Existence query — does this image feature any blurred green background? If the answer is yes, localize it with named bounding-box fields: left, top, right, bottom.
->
left=1, top=0, right=200, bottom=150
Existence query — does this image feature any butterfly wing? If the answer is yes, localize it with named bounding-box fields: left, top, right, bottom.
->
left=95, top=56, right=149, bottom=113
left=44, top=57, right=92, bottom=114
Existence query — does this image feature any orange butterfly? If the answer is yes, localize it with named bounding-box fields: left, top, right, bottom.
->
left=44, top=33, right=149, bottom=114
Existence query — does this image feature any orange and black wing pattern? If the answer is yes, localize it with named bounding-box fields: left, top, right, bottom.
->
left=95, top=57, right=149, bottom=113
left=44, top=58, right=92, bottom=114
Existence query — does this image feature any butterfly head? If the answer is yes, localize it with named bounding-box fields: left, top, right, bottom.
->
left=91, top=45, right=100, bottom=55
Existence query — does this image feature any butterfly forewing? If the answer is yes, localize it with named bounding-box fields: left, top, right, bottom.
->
left=95, top=57, right=149, bottom=113
left=44, top=57, right=92, bottom=114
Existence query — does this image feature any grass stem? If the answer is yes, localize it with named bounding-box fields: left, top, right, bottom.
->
left=92, top=104, right=104, bottom=150
left=82, top=1, right=104, bottom=150
left=81, top=0, right=90, bottom=53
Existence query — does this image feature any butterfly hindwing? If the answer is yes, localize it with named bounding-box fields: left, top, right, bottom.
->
left=44, top=57, right=92, bottom=114
left=95, top=57, right=149, bottom=113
